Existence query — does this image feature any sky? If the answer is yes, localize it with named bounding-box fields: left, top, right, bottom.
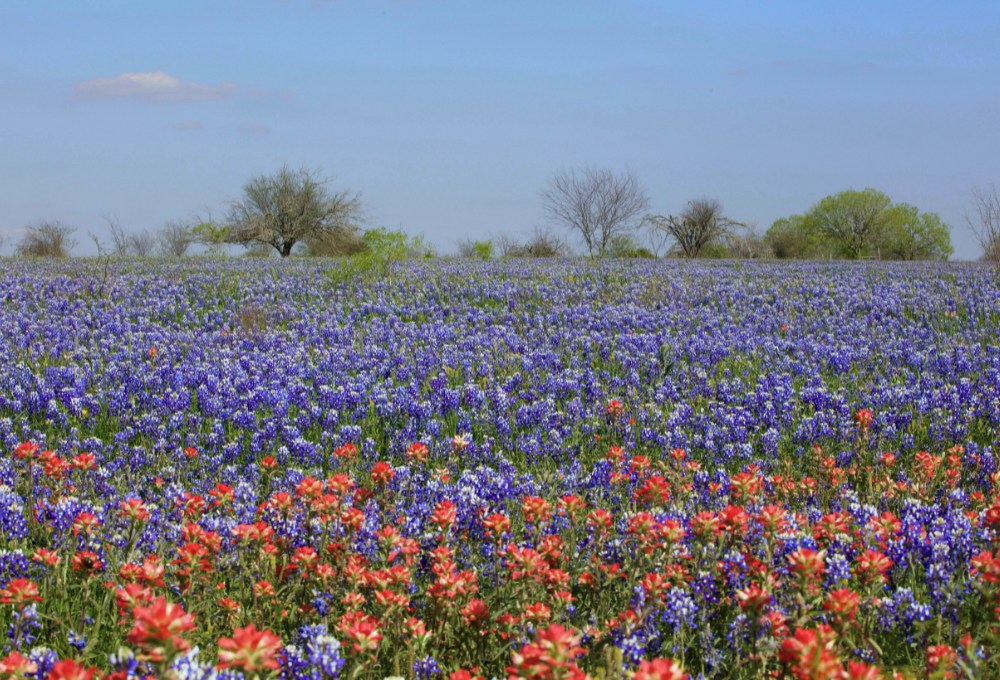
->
left=2, top=0, right=999, bottom=259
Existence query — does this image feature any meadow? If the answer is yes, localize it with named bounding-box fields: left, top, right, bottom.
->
left=0, top=258, right=998, bottom=679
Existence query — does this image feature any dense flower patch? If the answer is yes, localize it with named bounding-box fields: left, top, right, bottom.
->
left=0, top=259, right=998, bottom=679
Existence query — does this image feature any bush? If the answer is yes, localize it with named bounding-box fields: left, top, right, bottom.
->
left=16, top=220, right=77, bottom=258
left=458, top=239, right=495, bottom=260
left=498, top=228, right=567, bottom=258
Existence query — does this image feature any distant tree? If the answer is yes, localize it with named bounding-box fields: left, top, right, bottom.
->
left=765, top=216, right=829, bottom=259
left=645, top=198, right=744, bottom=258
left=606, top=234, right=656, bottom=258
left=967, top=184, right=1000, bottom=262
left=157, top=222, right=194, bottom=257
left=128, top=230, right=157, bottom=258
left=457, top=239, right=495, bottom=260
left=542, top=167, right=649, bottom=257
left=723, top=227, right=774, bottom=259
left=226, top=165, right=364, bottom=258
left=771, top=189, right=952, bottom=260
left=498, top=227, right=567, bottom=258
left=191, top=218, right=230, bottom=256
left=806, top=189, right=899, bottom=259
left=359, top=227, right=434, bottom=259
left=299, top=228, right=365, bottom=257
left=878, top=205, right=952, bottom=261
left=104, top=216, right=131, bottom=256
left=16, top=220, right=77, bottom=258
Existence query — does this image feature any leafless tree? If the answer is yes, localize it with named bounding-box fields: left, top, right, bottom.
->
left=724, top=227, right=773, bottom=259
left=645, top=198, right=744, bottom=258
left=497, top=227, right=567, bottom=258
left=541, top=167, right=649, bottom=257
left=226, top=165, right=364, bottom=257
left=967, top=184, right=1000, bottom=262
left=16, top=220, right=77, bottom=258
left=104, top=216, right=131, bottom=256
left=128, top=230, right=157, bottom=257
left=157, top=222, right=194, bottom=257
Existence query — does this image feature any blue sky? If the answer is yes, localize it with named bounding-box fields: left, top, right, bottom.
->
left=2, top=0, right=998, bottom=258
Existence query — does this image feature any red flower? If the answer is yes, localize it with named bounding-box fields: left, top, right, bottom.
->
left=734, top=583, right=772, bottom=612
left=823, top=588, right=861, bottom=622
left=483, top=512, right=511, bottom=539
left=119, top=498, right=150, bottom=522
left=633, top=658, right=689, bottom=680
left=0, top=579, right=42, bottom=610
left=855, top=550, right=892, bottom=585
left=606, top=399, right=625, bottom=417
left=778, top=625, right=841, bottom=680
left=217, top=624, right=282, bottom=672
left=507, top=624, right=587, bottom=680
left=0, top=650, right=38, bottom=676
left=926, top=644, right=957, bottom=679
left=462, top=598, right=490, bottom=628
left=406, top=442, right=430, bottom=463
left=430, top=500, right=458, bottom=531
left=70, top=453, right=96, bottom=471
left=371, top=461, right=395, bottom=486
left=345, top=619, right=383, bottom=653
left=853, top=408, right=874, bottom=430
left=46, top=659, right=101, bottom=680
left=787, top=548, right=826, bottom=590
left=127, top=596, right=197, bottom=662
left=71, top=551, right=104, bottom=576
left=522, top=496, right=553, bottom=524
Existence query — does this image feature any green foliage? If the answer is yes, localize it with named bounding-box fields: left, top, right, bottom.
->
left=765, top=216, right=829, bottom=259
left=878, top=204, right=953, bottom=261
left=326, top=227, right=434, bottom=285
left=606, top=234, right=656, bottom=259
left=191, top=222, right=230, bottom=256
left=769, top=189, right=953, bottom=260
left=472, top=240, right=494, bottom=260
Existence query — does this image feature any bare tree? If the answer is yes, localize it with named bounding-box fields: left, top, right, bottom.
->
left=724, top=227, right=773, bottom=259
left=226, top=165, right=364, bottom=257
left=16, top=220, right=77, bottom=258
left=497, top=227, right=567, bottom=258
left=541, top=167, right=649, bottom=258
left=157, top=222, right=194, bottom=257
left=967, top=184, right=1000, bottom=262
left=128, top=230, right=157, bottom=257
left=104, top=216, right=131, bottom=256
left=645, top=198, right=744, bottom=258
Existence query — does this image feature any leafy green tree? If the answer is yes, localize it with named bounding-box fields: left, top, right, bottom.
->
left=770, top=189, right=952, bottom=260
left=765, top=216, right=828, bottom=259
left=878, top=204, right=953, bottom=261
left=191, top=221, right=230, bottom=256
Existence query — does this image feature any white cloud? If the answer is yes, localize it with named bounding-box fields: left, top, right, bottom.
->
left=74, top=71, right=237, bottom=103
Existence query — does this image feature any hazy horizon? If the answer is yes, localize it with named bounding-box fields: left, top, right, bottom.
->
left=3, top=1, right=998, bottom=259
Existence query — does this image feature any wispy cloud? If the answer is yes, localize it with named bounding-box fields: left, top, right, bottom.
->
left=170, top=120, right=203, bottom=131
left=74, top=71, right=237, bottom=103
left=728, top=68, right=750, bottom=78
left=238, top=123, right=271, bottom=136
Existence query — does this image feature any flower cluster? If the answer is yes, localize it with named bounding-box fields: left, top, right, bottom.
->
left=0, top=259, right=997, bottom=678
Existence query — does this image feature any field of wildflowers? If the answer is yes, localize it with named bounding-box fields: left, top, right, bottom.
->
left=0, top=259, right=998, bottom=679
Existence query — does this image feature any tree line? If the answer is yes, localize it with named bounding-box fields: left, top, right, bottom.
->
left=6, top=164, right=998, bottom=261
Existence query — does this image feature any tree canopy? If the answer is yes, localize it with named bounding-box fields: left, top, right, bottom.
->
left=226, top=165, right=364, bottom=257
left=766, top=189, right=952, bottom=260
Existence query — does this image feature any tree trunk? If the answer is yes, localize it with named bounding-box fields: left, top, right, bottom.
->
left=280, top=242, right=293, bottom=258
